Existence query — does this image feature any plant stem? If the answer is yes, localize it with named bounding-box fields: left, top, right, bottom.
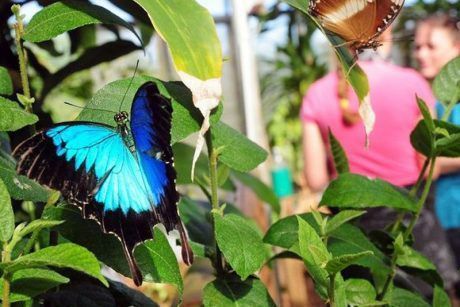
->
left=2, top=242, right=11, bottom=307
left=404, top=157, right=436, bottom=240
left=21, top=229, right=40, bottom=256
left=441, top=87, right=460, bottom=122
left=205, top=130, right=224, bottom=274
left=328, top=273, right=336, bottom=307
left=378, top=156, right=436, bottom=300
left=11, top=5, right=32, bottom=111
left=391, top=158, right=430, bottom=233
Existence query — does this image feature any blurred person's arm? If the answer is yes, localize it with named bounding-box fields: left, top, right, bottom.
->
left=302, top=122, right=329, bottom=193
left=436, top=158, right=460, bottom=175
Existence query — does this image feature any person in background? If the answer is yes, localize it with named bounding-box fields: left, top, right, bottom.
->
left=301, top=28, right=459, bottom=294
left=415, top=13, right=460, bottom=267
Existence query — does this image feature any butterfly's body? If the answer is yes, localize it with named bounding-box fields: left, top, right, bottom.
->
left=309, top=0, right=404, bottom=52
left=13, top=82, right=193, bottom=286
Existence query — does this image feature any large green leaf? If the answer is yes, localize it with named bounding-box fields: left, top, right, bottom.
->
left=0, top=268, right=69, bottom=303
left=76, top=77, right=222, bottom=144
left=0, top=66, right=13, bottom=96
left=390, top=287, right=430, bottom=307
left=40, top=40, right=141, bottom=99
left=0, top=97, right=38, bottom=131
left=203, top=276, right=275, bottom=307
left=0, top=154, right=50, bottom=202
left=212, top=122, right=268, bottom=172
left=0, top=177, right=14, bottom=243
left=134, top=228, right=183, bottom=295
left=23, top=0, right=142, bottom=45
left=320, top=173, right=417, bottom=212
left=2, top=243, right=107, bottom=286
left=433, top=56, right=460, bottom=106
left=214, top=213, right=266, bottom=280
left=231, top=171, right=280, bottom=214
left=133, top=0, right=221, bottom=80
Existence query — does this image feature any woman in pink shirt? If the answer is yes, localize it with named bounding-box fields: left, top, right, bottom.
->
left=301, top=58, right=459, bottom=293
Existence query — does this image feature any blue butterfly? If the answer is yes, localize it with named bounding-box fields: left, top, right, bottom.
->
left=13, top=81, right=193, bottom=286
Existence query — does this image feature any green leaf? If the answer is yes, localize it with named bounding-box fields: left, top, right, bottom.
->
left=0, top=154, right=50, bottom=202
left=214, top=213, right=266, bottom=280
left=178, top=197, right=213, bottom=246
left=133, top=0, right=221, bottom=79
left=0, top=268, right=69, bottom=303
left=390, top=287, right=430, bottom=307
left=323, top=251, right=373, bottom=275
left=416, top=96, right=435, bottom=132
left=17, top=219, right=64, bottom=238
left=212, top=122, right=268, bottom=172
left=396, top=245, right=436, bottom=271
left=23, top=0, right=142, bottom=45
left=42, top=204, right=131, bottom=277
left=328, top=224, right=390, bottom=283
left=3, top=243, right=107, bottom=286
left=76, top=77, right=222, bottom=144
left=0, top=66, right=13, bottom=96
left=0, top=177, right=14, bottom=242
left=231, top=171, right=280, bottom=214
left=433, top=285, right=451, bottom=307
left=328, top=129, right=349, bottom=174
left=344, top=279, right=377, bottom=306
left=433, top=56, right=460, bottom=105
left=411, top=119, right=460, bottom=157
left=0, top=97, right=38, bottom=131
left=40, top=40, right=141, bottom=99
left=173, top=143, right=210, bottom=185
left=325, top=210, right=365, bottom=235
left=134, top=228, right=183, bottom=295
left=263, top=213, right=319, bottom=250
left=320, top=173, right=417, bottom=212
left=297, top=217, right=330, bottom=296
left=203, top=276, right=276, bottom=307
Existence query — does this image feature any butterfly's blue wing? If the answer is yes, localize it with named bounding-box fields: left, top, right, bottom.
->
left=130, top=82, right=193, bottom=265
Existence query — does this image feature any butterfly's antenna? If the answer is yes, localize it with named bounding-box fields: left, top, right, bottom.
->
left=64, top=102, right=117, bottom=114
left=119, top=60, right=140, bottom=113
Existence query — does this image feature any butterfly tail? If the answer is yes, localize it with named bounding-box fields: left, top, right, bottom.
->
left=120, top=239, right=143, bottom=287
left=177, top=221, right=193, bottom=265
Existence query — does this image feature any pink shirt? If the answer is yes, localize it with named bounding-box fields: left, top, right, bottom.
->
left=301, top=61, right=435, bottom=187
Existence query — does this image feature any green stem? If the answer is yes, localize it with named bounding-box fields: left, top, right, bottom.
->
left=2, top=242, right=11, bottom=307
left=441, top=87, right=460, bottom=122
left=378, top=157, right=437, bottom=300
left=11, top=6, right=32, bottom=109
left=21, top=230, right=40, bottom=256
left=404, top=157, right=436, bottom=240
left=205, top=130, right=224, bottom=274
left=328, top=273, right=336, bottom=307
left=391, top=158, right=430, bottom=234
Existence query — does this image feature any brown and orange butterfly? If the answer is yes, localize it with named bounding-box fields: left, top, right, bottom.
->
left=309, top=0, right=405, bottom=52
